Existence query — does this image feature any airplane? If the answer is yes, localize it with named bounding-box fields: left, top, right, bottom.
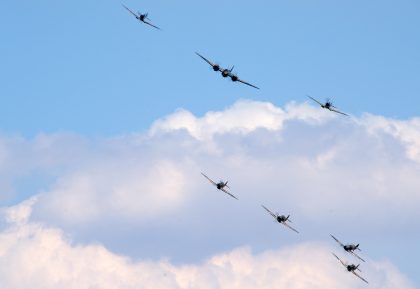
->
left=201, top=172, right=238, bottom=200
left=261, top=205, right=299, bottom=233
left=331, top=234, right=365, bottom=262
left=122, top=4, right=161, bottom=30
left=307, top=95, right=348, bottom=116
left=195, top=52, right=259, bottom=89
left=332, top=253, right=369, bottom=284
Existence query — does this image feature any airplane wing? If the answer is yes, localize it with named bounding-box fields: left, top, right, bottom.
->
left=332, top=253, right=347, bottom=268
left=351, top=251, right=366, bottom=263
left=306, top=95, right=324, bottom=106
left=220, top=187, right=239, bottom=200
left=236, top=78, right=260, bottom=90
left=261, top=205, right=277, bottom=219
left=352, top=271, right=369, bottom=284
left=330, top=234, right=345, bottom=248
left=195, top=52, right=216, bottom=67
left=121, top=4, right=138, bottom=18
left=282, top=221, right=299, bottom=233
left=143, top=20, right=161, bottom=30
left=201, top=172, right=217, bottom=186
left=329, top=107, right=349, bottom=116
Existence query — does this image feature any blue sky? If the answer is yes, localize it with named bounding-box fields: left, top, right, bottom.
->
left=1, top=0, right=419, bottom=136
left=0, top=1, right=419, bottom=289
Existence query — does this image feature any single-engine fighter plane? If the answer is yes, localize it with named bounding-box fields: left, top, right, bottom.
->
left=333, top=253, right=369, bottom=284
left=201, top=172, right=238, bottom=200
left=195, top=52, right=259, bottom=89
left=261, top=205, right=299, bottom=233
left=122, top=4, right=160, bottom=30
left=331, top=234, right=365, bottom=262
left=307, top=95, right=348, bottom=116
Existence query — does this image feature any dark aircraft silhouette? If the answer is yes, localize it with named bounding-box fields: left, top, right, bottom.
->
left=333, top=253, right=369, bottom=284
left=122, top=4, right=160, bottom=30
left=201, top=172, right=238, bottom=200
left=331, top=234, right=365, bottom=262
left=307, top=95, right=348, bottom=116
left=261, top=205, right=299, bottom=233
left=195, top=52, right=259, bottom=89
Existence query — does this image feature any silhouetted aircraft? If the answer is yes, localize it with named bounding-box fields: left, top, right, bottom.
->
left=261, top=205, right=299, bottom=233
left=331, top=234, right=365, bottom=262
left=307, top=95, right=348, bottom=116
left=122, top=4, right=160, bottom=30
left=201, top=172, right=238, bottom=200
left=333, top=253, right=369, bottom=284
left=196, top=52, right=259, bottom=89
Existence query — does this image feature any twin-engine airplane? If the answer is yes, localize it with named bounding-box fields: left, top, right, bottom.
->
left=333, top=253, right=369, bottom=284
left=261, top=205, right=299, bottom=233
left=201, top=172, right=238, bottom=200
left=122, top=4, right=161, bottom=30
left=307, top=95, right=348, bottom=116
left=195, top=52, right=259, bottom=89
left=331, top=234, right=365, bottom=262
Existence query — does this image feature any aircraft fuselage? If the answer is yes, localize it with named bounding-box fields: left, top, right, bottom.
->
left=276, top=216, right=287, bottom=223
left=344, top=245, right=357, bottom=251
left=221, top=70, right=230, bottom=77
left=347, top=265, right=357, bottom=272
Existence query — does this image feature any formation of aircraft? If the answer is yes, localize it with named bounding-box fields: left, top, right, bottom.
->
left=333, top=253, right=369, bottom=284
left=122, top=4, right=161, bottom=30
left=307, top=95, right=348, bottom=116
left=195, top=52, right=260, bottom=89
left=120, top=5, right=372, bottom=285
left=201, top=172, right=238, bottom=200
left=261, top=205, right=299, bottom=233
left=331, top=234, right=365, bottom=262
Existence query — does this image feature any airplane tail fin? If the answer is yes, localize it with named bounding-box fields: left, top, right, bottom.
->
left=230, top=65, right=235, bottom=72
left=225, top=181, right=230, bottom=189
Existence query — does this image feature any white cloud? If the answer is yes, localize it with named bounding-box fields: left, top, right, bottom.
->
left=0, top=201, right=415, bottom=289
left=0, top=100, right=419, bottom=287
left=150, top=100, right=334, bottom=141
left=360, top=114, right=420, bottom=162
left=0, top=99, right=418, bottom=230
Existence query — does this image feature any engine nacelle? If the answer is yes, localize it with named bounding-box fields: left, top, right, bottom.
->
left=231, top=75, right=238, bottom=82
left=212, top=65, right=220, bottom=71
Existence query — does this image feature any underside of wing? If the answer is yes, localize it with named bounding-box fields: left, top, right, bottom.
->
left=330, top=234, right=345, bottom=247
left=143, top=20, right=160, bottom=30
left=352, top=271, right=369, bottom=284
left=237, top=78, right=259, bottom=89
left=195, top=52, right=216, bottom=67
left=201, top=172, right=217, bottom=186
left=261, top=205, right=276, bottom=219
left=351, top=251, right=366, bottom=262
left=282, top=221, right=299, bottom=233
left=221, top=188, right=239, bottom=200
left=330, top=107, right=349, bottom=116
left=307, top=95, right=323, bottom=106
left=121, top=4, right=138, bottom=18
left=332, top=253, right=347, bottom=268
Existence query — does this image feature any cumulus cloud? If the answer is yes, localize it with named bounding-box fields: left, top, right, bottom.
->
left=150, top=100, right=334, bottom=141
left=0, top=100, right=419, bottom=285
left=0, top=200, right=415, bottom=289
